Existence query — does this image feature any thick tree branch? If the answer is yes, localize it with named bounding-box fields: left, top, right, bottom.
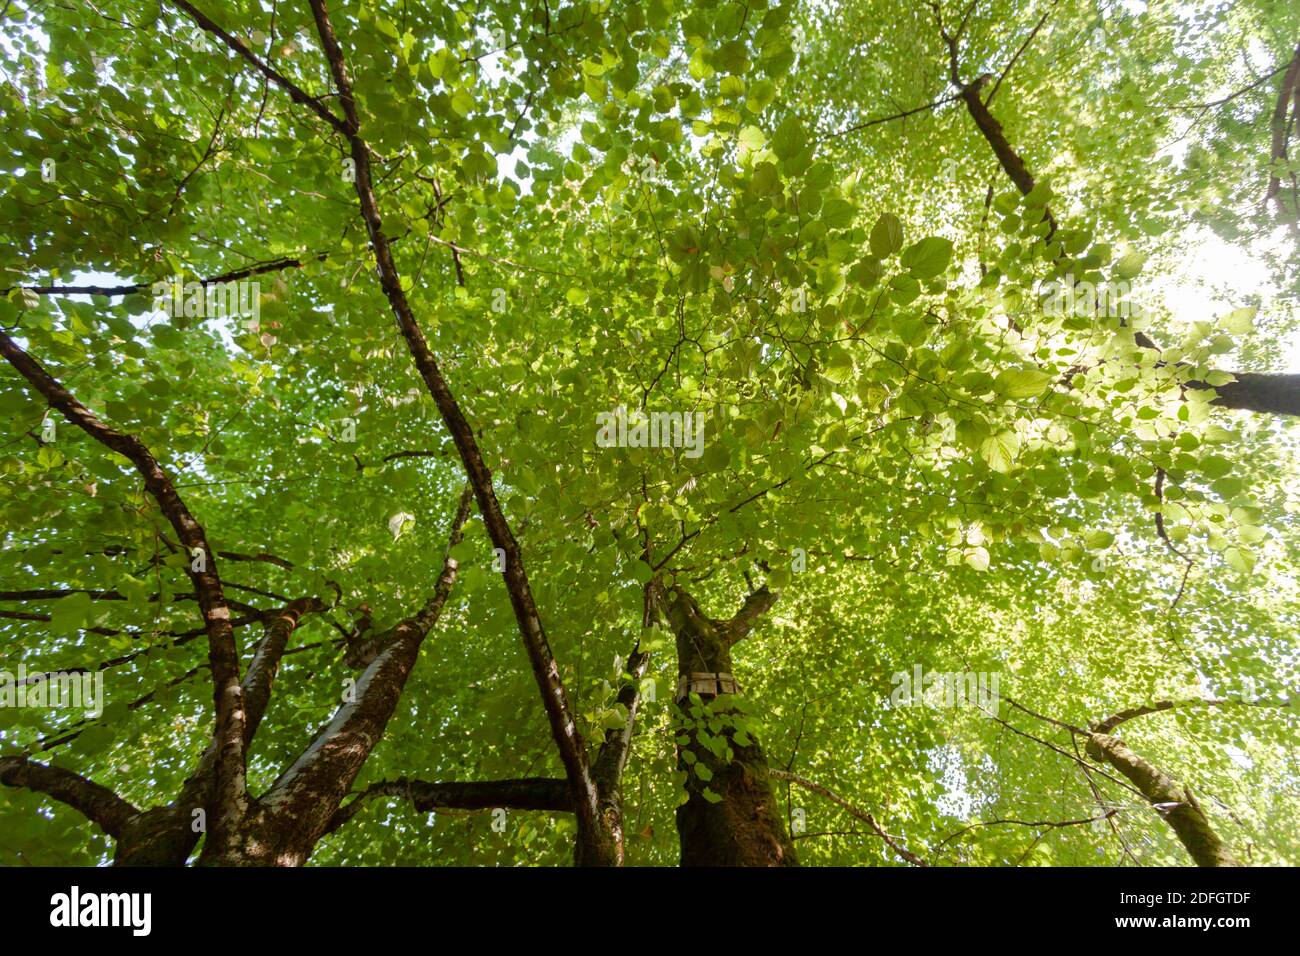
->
left=143, top=0, right=612, bottom=859
left=997, top=693, right=1249, bottom=866
left=324, top=777, right=572, bottom=836
left=1187, top=371, right=1300, bottom=417
left=959, top=80, right=1056, bottom=233
left=246, top=486, right=473, bottom=859
left=725, top=586, right=779, bottom=645
left=107, top=601, right=330, bottom=866
left=1085, top=732, right=1239, bottom=866
left=242, top=597, right=327, bottom=743
left=0, top=756, right=139, bottom=837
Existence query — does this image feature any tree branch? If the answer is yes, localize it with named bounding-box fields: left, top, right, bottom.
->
left=942, top=28, right=1300, bottom=416
left=0, top=756, right=139, bottom=837
left=0, top=330, right=248, bottom=853
left=985, top=0, right=1062, bottom=105
left=725, top=585, right=779, bottom=645
left=770, top=769, right=927, bottom=866
left=1085, top=732, right=1239, bottom=866
left=248, top=486, right=473, bottom=860
left=1264, top=44, right=1300, bottom=222
left=580, top=587, right=655, bottom=865
left=242, top=596, right=327, bottom=743
left=324, top=777, right=571, bottom=836
left=299, top=0, right=613, bottom=863
left=167, top=1, right=348, bottom=135
left=1091, top=696, right=1287, bottom=736
left=821, top=93, right=959, bottom=142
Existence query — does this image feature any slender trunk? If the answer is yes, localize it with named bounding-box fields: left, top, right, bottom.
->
left=1264, top=44, right=1300, bottom=222
left=304, top=0, right=615, bottom=863
left=0, top=331, right=248, bottom=853
left=574, top=605, right=654, bottom=865
left=169, top=0, right=619, bottom=867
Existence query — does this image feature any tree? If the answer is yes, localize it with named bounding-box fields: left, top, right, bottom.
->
left=1, top=0, right=1297, bottom=867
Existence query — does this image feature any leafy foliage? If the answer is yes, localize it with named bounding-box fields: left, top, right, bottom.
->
left=0, top=0, right=1297, bottom=866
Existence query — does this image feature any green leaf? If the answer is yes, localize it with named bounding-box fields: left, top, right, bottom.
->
left=1113, top=251, right=1145, bottom=280
left=50, top=592, right=95, bottom=637
left=772, top=115, right=805, bottom=160
left=870, top=213, right=904, bottom=258
left=849, top=256, right=883, bottom=288
left=1220, top=307, right=1256, bottom=335
left=737, top=125, right=766, bottom=153
left=36, top=445, right=64, bottom=469
left=1200, top=455, right=1232, bottom=480
left=1084, top=530, right=1114, bottom=550
left=700, top=440, right=730, bottom=472
left=994, top=367, right=1054, bottom=399
left=977, top=429, right=1020, bottom=473
left=901, top=236, right=953, bottom=280
left=889, top=273, right=921, bottom=305
left=1224, top=547, right=1255, bottom=574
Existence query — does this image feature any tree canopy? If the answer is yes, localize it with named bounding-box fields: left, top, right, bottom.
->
left=0, top=0, right=1297, bottom=867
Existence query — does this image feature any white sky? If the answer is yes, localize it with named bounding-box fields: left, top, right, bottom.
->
left=1147, top=225, right=1300, bottom=372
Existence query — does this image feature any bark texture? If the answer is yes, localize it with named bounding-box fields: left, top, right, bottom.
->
left=575, top=598, right=654, bottom=866
left=304, top=0, right=615, bottom=864
left=111, top=597, right=326, bottom=866
left=1189, top=371, right=1300, bottom=417
left=1086, top=732, right=1239, bottom=867
left=0, top=757, right=139, bottom=837
left=169, top=0, right=617, bottom=867
left=659, top=586, right=796, bottom=867
left=196, top=486, right=473, bottom=865
left=1264, top=44, right=1300, bottom=223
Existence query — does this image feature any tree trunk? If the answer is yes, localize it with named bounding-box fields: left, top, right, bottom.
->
left=574, top=603, right=654, bottom=866
left=1191, top=371, right=1300, bottom=417
left=1086, top=732, right=1239, bottom=867
left=660, top=587, right=797, bottom=867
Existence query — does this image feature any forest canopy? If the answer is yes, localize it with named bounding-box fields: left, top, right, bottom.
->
left=0, top=0, right=1297, bottom=867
